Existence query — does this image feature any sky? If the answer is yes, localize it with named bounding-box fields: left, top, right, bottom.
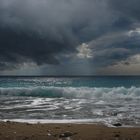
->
left=0, top=0, right=140, bottom=75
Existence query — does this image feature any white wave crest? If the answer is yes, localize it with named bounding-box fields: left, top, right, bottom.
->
left=0, top=86, right=140, bottom=99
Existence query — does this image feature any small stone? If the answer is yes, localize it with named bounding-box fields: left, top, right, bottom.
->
left=114, top=134, right=120, bottom=138
left=59, top=131, right=77, bottom=138
left=113, top=123, right=122, bottom=127
left=6, top=121, right=11, bottom=123
left=67, top=124, right=72, bottom=127
left=47, top=133, right=51, bottom=136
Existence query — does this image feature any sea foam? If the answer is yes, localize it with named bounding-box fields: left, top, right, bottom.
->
left=0, top=86, right=140, bottom=99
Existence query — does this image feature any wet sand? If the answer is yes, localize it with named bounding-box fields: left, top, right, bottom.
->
left=0, top=122, right=140, bottom=140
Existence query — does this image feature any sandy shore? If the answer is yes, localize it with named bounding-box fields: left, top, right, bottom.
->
left=0, top=122, right=140, bottom=140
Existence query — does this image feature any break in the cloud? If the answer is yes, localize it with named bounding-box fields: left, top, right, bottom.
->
left=0, top=0, right=140, bottom=75
left=87, top=29, right=140, bottom=66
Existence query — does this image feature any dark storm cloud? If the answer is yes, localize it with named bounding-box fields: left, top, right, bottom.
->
left=0, top=0, right=140, bottom=73
left=87, top=0, right=140, bottom=68
left=109, top=0, right=140, bottom=21
left=0, top=0, right=117, bottom=70
left=0, top=26, right=76, bottom=68
left=88, top=31, right=140, bottom=67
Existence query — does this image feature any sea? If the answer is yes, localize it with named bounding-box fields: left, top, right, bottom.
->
left=0, top=76, right=140, bottom=127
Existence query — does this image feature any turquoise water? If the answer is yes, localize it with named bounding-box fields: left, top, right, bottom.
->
left=1, top=76, right=140, bottom=88
left=0, top=76, right=140, bottom=126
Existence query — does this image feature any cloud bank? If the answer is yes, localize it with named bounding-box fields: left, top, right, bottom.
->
left=0, top=0, right=140, bottom=75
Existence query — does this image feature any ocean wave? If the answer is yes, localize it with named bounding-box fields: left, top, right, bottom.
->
left=0, top=86, right=140, bottom=99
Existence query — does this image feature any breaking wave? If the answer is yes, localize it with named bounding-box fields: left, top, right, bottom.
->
left=0, top=86, right=140, bottom=99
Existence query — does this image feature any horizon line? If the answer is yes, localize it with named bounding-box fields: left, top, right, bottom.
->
left=0, top=75, right=140, bottom=77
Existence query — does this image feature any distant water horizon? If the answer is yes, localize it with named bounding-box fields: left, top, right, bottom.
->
left=0, top=76, right=140, bottom=127
left=1, top=75, right=140, bottom=77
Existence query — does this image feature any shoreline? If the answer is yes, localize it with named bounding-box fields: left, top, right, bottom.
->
left=1, top=119, right=140, bottom=128
left=0, top=121, right=140, bottom=140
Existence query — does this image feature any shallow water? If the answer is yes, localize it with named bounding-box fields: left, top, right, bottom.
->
left=0, top=76, right=140, bottom=126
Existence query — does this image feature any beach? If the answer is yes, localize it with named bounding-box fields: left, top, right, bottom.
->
left=0, top=121, right=140, bottom=140
left=1, top=0, right=140, bottom=138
